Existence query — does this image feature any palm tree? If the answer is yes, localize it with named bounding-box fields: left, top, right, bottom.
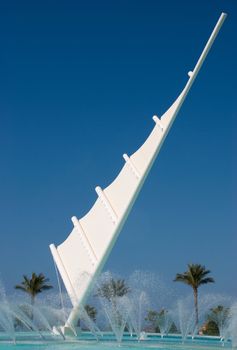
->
left=84, top=304, right=97, bottom=322
left=205, top=305, right=230, bottom=336
left=145, top=309, right=159, bottom=332
left=174, top=264, right=214, bottom=326
left=15, top=272, right=53, bottom=305
left=96, top=278, right=130, bottom=301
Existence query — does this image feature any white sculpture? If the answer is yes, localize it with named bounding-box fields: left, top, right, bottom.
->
left=50, top=13, right=226, bottom=335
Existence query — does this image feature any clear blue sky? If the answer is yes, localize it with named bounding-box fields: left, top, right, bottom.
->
left=0, top=1, right=236, bottom=297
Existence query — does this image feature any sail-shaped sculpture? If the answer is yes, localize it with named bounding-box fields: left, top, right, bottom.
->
left=50, top=13, right=226, bottom=335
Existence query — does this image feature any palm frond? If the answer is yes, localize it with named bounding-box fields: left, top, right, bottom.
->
left=15, top=285, right=27, bottom=292
left=174, top=263, right=214, bottom=289
left=199, top=277, right=215, bottom=285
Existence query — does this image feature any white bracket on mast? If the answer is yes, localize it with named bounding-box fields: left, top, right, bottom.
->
left=123, top=153, right=141, bottom=179
left=49, top=243, right=77, bottom=302
left=71, top=216, right=98, bottom=266
left=152, top=115, right=164, bottom=131
left=95, top=186, right=118, bottom=224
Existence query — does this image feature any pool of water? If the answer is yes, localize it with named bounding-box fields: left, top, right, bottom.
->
left=0, top=333, right=232, bottom=350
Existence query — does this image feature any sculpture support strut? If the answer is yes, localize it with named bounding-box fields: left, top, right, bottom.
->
left=49, top=13, right=226, bottom=335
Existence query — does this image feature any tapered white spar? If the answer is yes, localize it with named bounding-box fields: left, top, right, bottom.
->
left=49, top=13, right=226, bottom=334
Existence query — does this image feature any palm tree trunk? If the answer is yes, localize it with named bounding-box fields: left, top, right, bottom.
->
left=31, top=295, right=35, bottom=321
left=193, top=287, right=198, bottom=326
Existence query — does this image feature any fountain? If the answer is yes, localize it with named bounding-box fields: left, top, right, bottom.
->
left=100, top=295, right=130, bottom=343
left=228, top=303, right=237, bottom=347
left=156, top=309, right=173, bottom=338
left=173, top=296, right=196, bottom=340
left=128, top=290, right=150, bottom=341
left=0, top=272, right=237, bottom=348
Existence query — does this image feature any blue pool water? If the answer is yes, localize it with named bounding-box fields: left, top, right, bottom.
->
left=0, top=333, right=232, bottom=350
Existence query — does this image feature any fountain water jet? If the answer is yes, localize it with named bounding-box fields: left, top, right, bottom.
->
left=173, top=296, right=196, bottom=341
left=128, top=291, right=150, bottom=341
left=156, top=309, right=173, bottom=338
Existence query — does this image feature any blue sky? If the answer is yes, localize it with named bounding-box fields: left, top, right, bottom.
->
left=0, top=1, right=236, bottom=298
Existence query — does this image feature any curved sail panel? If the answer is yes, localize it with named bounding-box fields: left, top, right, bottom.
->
left=104, top=162, right=140, bottom=218
left=79, top=197, right=117, bottom=259
left=51, top=92, right=184, bottom=322
left=130, top=90, right=192, bottom=176
left=56, top=230, right=93, bottom=305
left=130, top=103, right=176, bottom=174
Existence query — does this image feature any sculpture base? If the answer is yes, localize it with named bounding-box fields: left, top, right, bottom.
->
left=52, top=325, right=81, bottom=337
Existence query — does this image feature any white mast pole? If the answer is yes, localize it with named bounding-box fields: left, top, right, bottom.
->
left=185, top=13, right=227, bottom=91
